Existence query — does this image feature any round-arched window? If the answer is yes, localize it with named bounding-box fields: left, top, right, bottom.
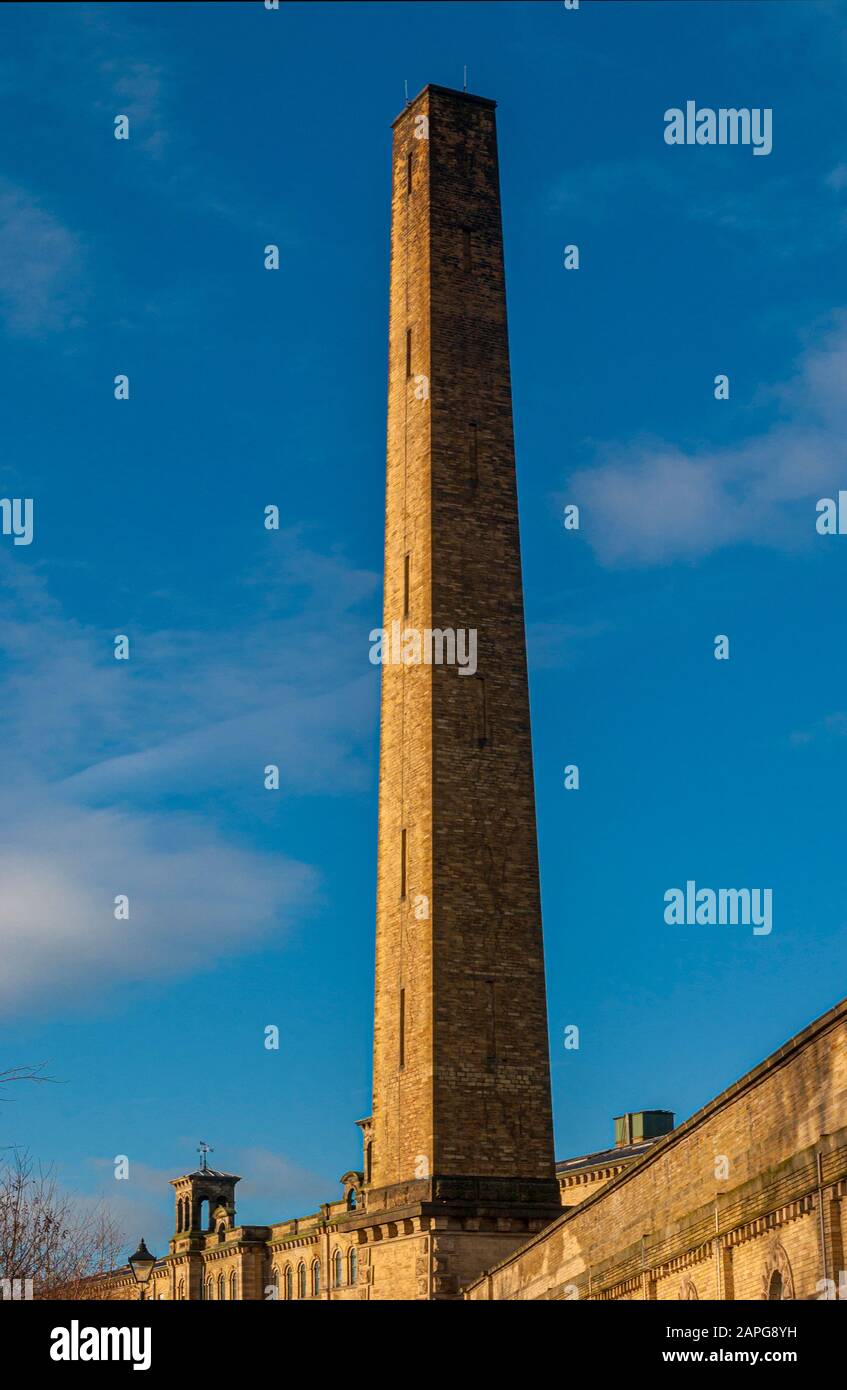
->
left=762, top=1242, right=794, bottom=1301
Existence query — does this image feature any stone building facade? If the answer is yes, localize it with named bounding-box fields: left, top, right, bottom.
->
left=100, top=84, right=847, bottom=1302
left=465, top=999, right=847, bottom=1301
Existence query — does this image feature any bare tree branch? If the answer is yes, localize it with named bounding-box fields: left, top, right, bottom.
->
left=0, top=1148, right=123, bottom=1300
left=0, top=1064, right=53, bottom=1098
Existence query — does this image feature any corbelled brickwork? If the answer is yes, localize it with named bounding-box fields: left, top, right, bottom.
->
left=464, top=999, right=847, bottom=1301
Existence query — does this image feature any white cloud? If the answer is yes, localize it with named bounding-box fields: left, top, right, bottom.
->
left=826, top=164, right=847, bottom=193
left=0, top=535, right=379, bottom=1014
left=790, top=710, right=847, bottom=746
left=0, top=793, right=315, bottom=1011
left=0, top=180, right=86, bottom=336
left=232, top=1146, right=333, bottom=1211
left=565, top=315, right=847, bottom=567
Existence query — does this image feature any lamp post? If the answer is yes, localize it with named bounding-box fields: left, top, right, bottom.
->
left=128, top=1237, right=157, bottom=1301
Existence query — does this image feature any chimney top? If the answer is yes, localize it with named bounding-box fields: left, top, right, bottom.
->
left=614, top=1110, right=674, bottom=1148
left=392, top=84, right=496, bottom=127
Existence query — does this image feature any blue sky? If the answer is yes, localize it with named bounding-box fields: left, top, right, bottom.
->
left=1, top=0, right=846, bottom=1257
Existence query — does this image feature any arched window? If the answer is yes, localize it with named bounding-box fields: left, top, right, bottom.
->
left=205, top=1276, right=213, bottom=1300
left=229, top=1270, right=237, bottom=1300
left=217, top=1222, right=226, bottom=1243
left=348, top=1247, right=358, bottom=1285
left=198, top=1198, right=210, bottom=1232
left=217, top=1272, right=225, bottom=1300
left=177, top=1279, right=185, bottom=1300
left=270, top=1266, right=279, bottom=1300
left=762, top=1242, right=794, bottom=1301
left=333, top=1248, right=343, bottom=1287
left=347, top=1187, right=358, bottom=1211
left=284, top=1265, right=293, bottom=1301
left=297, top=1262, right=306, bottom=1299
left=312, top=1260, right=321, bottom=1297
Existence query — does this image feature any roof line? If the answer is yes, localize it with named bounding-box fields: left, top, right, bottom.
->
left=465, top=993, right=847, bottom=1290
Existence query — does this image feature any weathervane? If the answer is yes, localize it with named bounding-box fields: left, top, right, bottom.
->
left=197, top=1141, right=214, bottom=1172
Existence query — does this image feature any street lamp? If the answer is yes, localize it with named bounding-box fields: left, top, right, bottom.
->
left=128, top=1237, right=157, bottom=1300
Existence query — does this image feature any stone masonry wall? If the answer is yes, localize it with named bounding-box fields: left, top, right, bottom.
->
left=464, top=1000, right=847, bottom=1300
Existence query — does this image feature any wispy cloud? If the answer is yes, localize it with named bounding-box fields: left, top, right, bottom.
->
left=826, top=164, right=847, bottom=194
left=790, top=711, right=847, bottom=746
left=0, top=794, right=315, bottom=1012
left=0, top=179, right=86, bottom=336
left=232, top=1145, right=333, bottom=1213
left=0, top=534, right=379, bottom=1014
left=107, top=60, right=168, bottom=158
left=83, top=1146, right=333, bottom=1253
left=549, top=159, right=847, bottom=255
left=527, top=619, right=610, bottom=671
left=563, top=313, right=847, bottom=567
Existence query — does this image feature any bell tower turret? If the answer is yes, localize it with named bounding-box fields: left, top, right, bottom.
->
left=169, top=1145, right=240, bottom=1253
